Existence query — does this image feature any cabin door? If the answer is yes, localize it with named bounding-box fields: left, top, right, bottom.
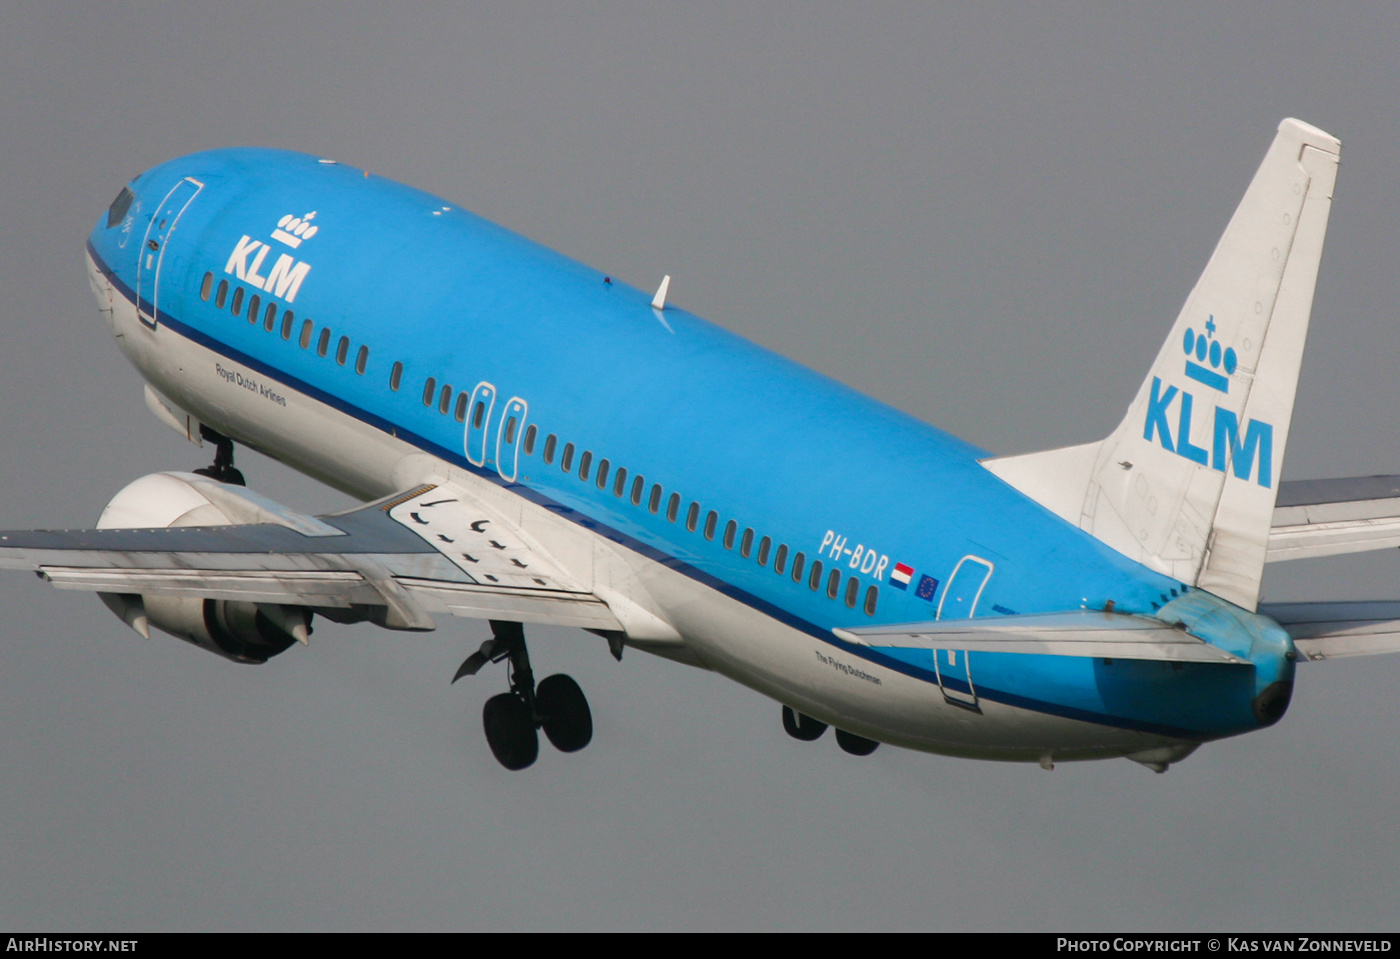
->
left=933, top=555, right=994, bottom=710
left=464, top=382, right=497, bottom=467
left=136, top=177, right=203, bottom=329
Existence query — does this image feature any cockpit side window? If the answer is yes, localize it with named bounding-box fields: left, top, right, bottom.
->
left=106, top=186, right=134, bottom=229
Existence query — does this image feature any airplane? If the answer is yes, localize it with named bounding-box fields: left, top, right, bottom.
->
left=4, top=117, right=1398, bottom=773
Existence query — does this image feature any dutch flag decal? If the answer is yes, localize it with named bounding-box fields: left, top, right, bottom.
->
left=890, top=562, right=914, bottom=590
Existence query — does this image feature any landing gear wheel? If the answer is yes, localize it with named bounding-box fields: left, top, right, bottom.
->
left=483, top=692, right=539, bottom=770
left=835, top=728, right=879, bottom=756
left=782, top=705, right=828, bottom=741
left=536, top=674, right=593, bottom=753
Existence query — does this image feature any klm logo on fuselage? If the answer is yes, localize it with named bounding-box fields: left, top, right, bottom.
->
left=1143, top=317, right=1273, bottom=488
left=223, top=211, right=317, bottom=304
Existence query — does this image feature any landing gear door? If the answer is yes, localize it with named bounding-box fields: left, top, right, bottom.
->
left=136, top=177, right=203, bottom=329
left=933, top=555, right=993, bottom=710
left=464, top=382, right=497, bottom=468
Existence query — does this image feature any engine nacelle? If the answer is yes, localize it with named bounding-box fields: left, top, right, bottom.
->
left=95, top=472, right=314, bottom=664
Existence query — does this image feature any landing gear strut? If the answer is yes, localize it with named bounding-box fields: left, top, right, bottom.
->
left=454, top=620, right=593, bottom=770
left=193, top=426, right=246, bottom=486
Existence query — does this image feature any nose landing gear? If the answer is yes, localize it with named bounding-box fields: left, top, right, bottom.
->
left=454, top=620, right=593, bottom=770
left=193, top=427, right=246, bottom=486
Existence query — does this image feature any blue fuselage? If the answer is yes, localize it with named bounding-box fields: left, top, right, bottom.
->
left=86, top=148, right=1294, bottom=754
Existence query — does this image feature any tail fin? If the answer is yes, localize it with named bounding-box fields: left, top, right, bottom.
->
left=984, top=119, right=1340, bottom=611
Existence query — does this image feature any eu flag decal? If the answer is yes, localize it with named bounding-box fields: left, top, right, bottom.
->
left=915, top=574, right=939, bottom=601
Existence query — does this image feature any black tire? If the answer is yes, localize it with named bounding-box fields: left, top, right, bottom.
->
left=536, top=674, right=593, bottom=753
left=483, top=692, right=539, bottom=770
left=782, top=705, right=828, bottom=741
left=835, top=728, right=879, bottom=756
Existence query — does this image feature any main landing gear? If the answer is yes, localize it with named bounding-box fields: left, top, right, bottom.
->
left=454, top=620, right=593, bottom=770
left=193, top=426, right=246, bottom=486
left=782, top=705, right=879, bottom=757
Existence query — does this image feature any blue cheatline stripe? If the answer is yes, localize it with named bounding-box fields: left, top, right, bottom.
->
left=1185, top=361, right=1229, bottom=393
left=89, top=242, right=1217, bottom=739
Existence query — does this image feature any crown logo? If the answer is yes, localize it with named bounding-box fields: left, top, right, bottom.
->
left=271, top=211, right=319, bottom=249
left=1182, top=315, right=1236, bottom=393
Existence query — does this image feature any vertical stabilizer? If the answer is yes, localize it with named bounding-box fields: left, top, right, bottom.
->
left=984, top=119, right=1340, bottom=610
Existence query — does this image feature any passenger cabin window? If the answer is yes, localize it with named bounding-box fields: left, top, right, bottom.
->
left=649, top=485, right=662, bottom=514
left=757, top=536, right=771, bottom=566
left=596, top=459, right=611, bottom=489
left=281, top=311, right=294, bottom=340
left=579, top=451, right=592, bottom=481
left=791, top=552, right=805, bottom=582
left=338, top=337, right=351, bottom=367
left=317, top=328, right=331, bottom=357
left=774, top=544, right=788, bottom=575
left=263, top=301, right=277, bottom=331
left=827, top=569, right=841, bottom=599
left=523, top=425, right=537, bottom=455
left=863, top=586, right=879, bottom=615
left=455, top=393, right=468, bottom=423
left=631, top=476, right=645, bottom=506
left=543, top=434, right=557, bottom=464
left=845, top=577, right=860, bottom=608
left=422, top=378, right=436, bottom=406
left=704, top=511, right=718, bottom=541
left=390, top=361, right=403, bottom=391
left=561, top=443, right=575, bottom=472
left=686, top=502, right=699, bottom=532
left=301, top=319, right=314, bottom=348
left=472, top=401, right=486, bottom=429
left=439, top=384, right=452, bottom=413
left=666, top=493, right=680, bottom=523
left=740, top=528, right=754, bottom=558
left=230, top=287, right=244, bottom=316
left=612, top=467, right=627, bottom=497
left=808, top=560, right=823, bottom=591
left=247, top=294, right=260, bottom=325
left=215, top=279, right=229, bottom=308
left=723, top=520, right=737, bottom=550
left=355, top=345, right=369, bottom=375
left=200, top=273, right=213, bottom=301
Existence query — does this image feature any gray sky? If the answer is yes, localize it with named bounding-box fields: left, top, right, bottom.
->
left=1, top=3, right=1399, bottom=931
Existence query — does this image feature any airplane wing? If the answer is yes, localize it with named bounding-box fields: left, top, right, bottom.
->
left=834, top=610, right=1249, bottom=664
left=0, top=480, right=623, bottom=633
left=1268, top=475, right=1400, bottom=561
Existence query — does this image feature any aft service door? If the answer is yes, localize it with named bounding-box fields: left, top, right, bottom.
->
left=136, top=177, right=203, bottom=329
left=933, top=555, right=994, bottom=710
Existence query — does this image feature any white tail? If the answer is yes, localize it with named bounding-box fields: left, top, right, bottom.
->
left=984, top=119, right=1340, bottom=611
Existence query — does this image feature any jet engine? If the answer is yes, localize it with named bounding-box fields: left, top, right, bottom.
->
left=95, top=471, right=313, bottom=664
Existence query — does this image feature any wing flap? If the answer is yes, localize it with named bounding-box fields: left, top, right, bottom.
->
left=836, top=610, right=1249, bottom=664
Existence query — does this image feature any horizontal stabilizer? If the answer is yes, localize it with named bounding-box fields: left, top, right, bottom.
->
left=834, top=610, right=1248, bottom=664
left=1269, top=475, right=1400, bottom=561
left=1260, top=601, right=1400, bottom=661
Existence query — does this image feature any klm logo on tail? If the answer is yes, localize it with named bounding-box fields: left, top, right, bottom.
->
left=1144, top=318, right=1273, bottom=488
